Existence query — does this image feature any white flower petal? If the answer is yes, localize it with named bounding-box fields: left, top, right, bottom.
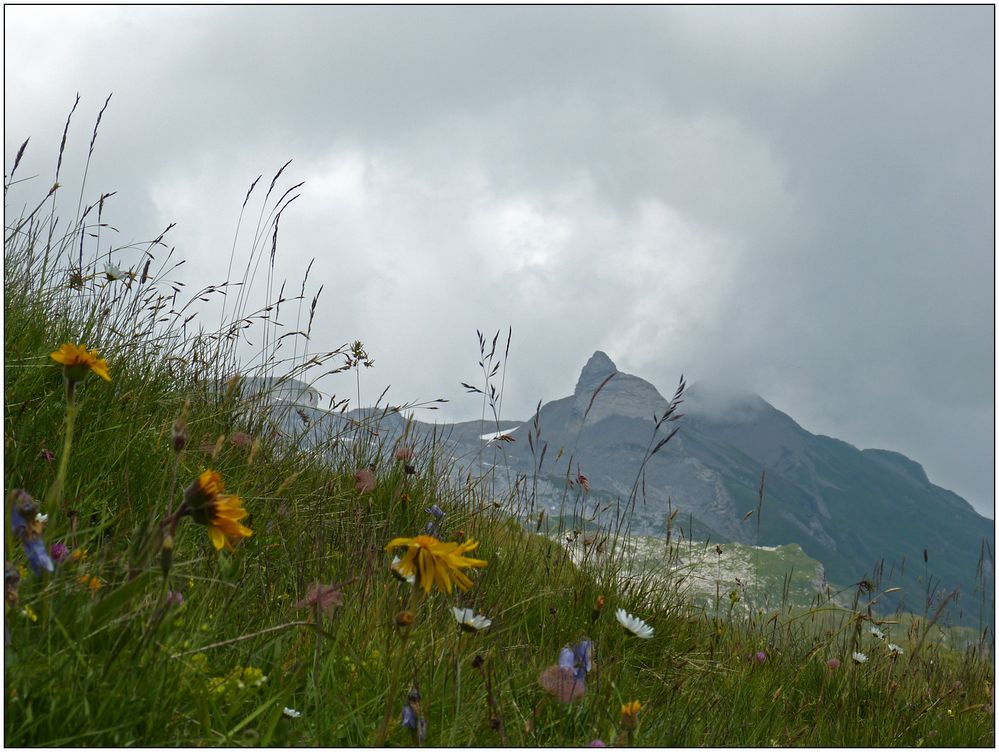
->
left=615, top=608, right=654, bottom=639
left=452, top=606, right=492, bottom=632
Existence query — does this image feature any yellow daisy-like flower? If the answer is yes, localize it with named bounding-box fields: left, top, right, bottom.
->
left=50, top=342, right=111, bottom=382
left=383, top=534, right=487, bottom=594
left=184, top=470, right=253, bottom=551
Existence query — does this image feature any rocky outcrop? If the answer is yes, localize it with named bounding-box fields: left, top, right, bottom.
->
left=571, top=351, right=667, bottom=426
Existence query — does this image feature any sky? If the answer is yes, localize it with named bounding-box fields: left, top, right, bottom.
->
left=4, top=6, right=994, bottom=517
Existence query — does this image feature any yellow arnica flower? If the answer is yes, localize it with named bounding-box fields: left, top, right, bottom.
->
left=50, top=342, right=111, bottom=382
left=621, top=700, right=642, bottom=718
left=384, top=534, right=487, bottom=594
left=184, top=470, right=253, bottom=551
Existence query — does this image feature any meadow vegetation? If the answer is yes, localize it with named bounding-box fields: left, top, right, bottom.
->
left=3, top=102, right=994, bottom=747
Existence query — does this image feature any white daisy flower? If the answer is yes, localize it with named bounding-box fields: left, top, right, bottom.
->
left=887, top=643, right=904, bottom=656
left=869, top=626, right=886, bottom=640
left=390, top=555, right=416, bottom=586
left=451, top=606, right=492, bottom=633
left=283, top=706, right=302, bottom=719
left=36, top=513, right=48, bottom=524
left=852, top=651, right=868, bottom=664
left=104, top=262, right=124, bottom=281
left=615, top=608, right=654, bottom=639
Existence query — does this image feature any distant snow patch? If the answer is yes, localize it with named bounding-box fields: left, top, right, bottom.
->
left=481, top=427, right=519, bottom=442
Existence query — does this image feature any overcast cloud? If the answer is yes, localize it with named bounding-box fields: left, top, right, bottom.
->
left=4, top=6, right=994, bottom=516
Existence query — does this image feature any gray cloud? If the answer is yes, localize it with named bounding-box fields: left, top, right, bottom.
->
left=5, top=6, right=993, bottom=516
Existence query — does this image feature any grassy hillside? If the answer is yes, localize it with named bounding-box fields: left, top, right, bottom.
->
left=3, top=119, right=994, bottom=747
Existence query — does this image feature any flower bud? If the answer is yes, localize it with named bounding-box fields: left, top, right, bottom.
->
left=591, top=594, right=605, bottom=622
left=161, top=534, right=174, bottom=578
left=171, top=400, right=190, bottom=453
left=395, top=610, right=415, bottom=628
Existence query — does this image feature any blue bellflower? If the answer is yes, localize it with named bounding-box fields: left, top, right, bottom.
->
left=9, top=491, right=53, bottom=576
left=424, top=504, right=446, bottom=536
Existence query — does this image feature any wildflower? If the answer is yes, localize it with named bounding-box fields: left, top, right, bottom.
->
left=394, top=445, right=413, bottom=462
left=589, top=741, right=606, bottom=747
left=451, top=606, right=492, bottom=633
left=620, top=700, right=642, bottom=729
left=390, top=556, right=416, bottom=586
left=751, top=650, right=767, bottom=664
left=539, top=664, right=586, bottom=703
left=887, top=643, right=904, bottom=656
left=9, top=490, right=54, bottom=576
left=21, top=604, right=37, bottom=622
left=616, top=608, right=654, bottom=639
left=78, top=574, right=102, bottom=592
left=384, top=535, right=487, bottom=594
left=51, top=541, right=69, bottom=563
left=402, top=687, right=427, bottom=742
left=869, top=626, right=886, bottom=641
left=424, top=504, right=445, bottom=536
left=570, top=639, right=594, bottom=675
left=540, top=640, right=593, bottom=702
left=172, top=417, right=188, bottom=453
left=71, top=548, right=87, bottom=562
left=295, top=581, right=347, bottom=616
left=230, top=431, right=252, bottom=448
left=166, top=590, right=184, bottom=608
left=50, top=342, right=111, bottom=382
left=103, top=262, right=129, bottom=281
left=401, top=703, right=417, bottom=729
left=39, top=447, right=54, bottom=465
left=183, top=470, right=252, bottom=551
left=283, top=706, right=302, bottom=719
left=826, top=658, right=841, bottom=670
left=852, top=651, right=868, bottom=664
left=592, top=594, right=605, bottom=622
left=241, top=667, right=267, bottom=687
left=395, top=610, right=415, bottom=628
left=354, top=467, right=376, bottom=494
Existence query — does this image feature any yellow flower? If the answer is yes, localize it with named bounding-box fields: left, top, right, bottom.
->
left=384, top=535, right=487, bottom=594
left=50, top=342, right=111, bottom=382
left=21, top=604, right=37, bottom=622
left=184, top=470, right=252, bottom=551
left=77, top=574, right=102, bottom=591
left=621, top=699, right=643, bottom=721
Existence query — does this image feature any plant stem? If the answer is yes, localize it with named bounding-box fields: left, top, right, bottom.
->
left=375, top=586, right=418, bottom=746
left=449, top=632, right=467, bottom=746
left=375, top=630, right=409, bottom=745
left=47, top=377, right=77, bottom=508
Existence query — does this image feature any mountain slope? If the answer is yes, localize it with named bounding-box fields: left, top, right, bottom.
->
left=270, top=353, right=993, bottom=624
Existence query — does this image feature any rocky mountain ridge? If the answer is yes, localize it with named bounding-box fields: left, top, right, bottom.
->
left=254, top=352, right=993, bottom=624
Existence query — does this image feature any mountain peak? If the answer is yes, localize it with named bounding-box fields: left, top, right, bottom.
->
left=571, top=350, right=667, bottom=423
left=575, top=351, right=618, bottom=394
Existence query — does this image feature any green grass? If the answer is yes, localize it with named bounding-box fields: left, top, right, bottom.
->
left=3, top=118, right=994, bottom=747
